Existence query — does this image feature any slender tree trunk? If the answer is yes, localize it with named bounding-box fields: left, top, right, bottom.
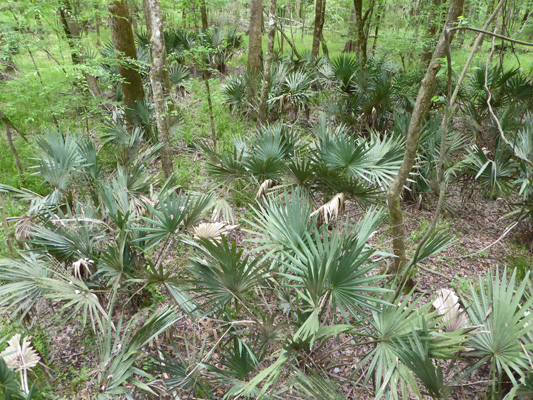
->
left=248, top=0, right=263, bottom=74
left=95, top=11, right=101, bottom=46
left=387, top=0, right=465, bottom=274
left=58, top=0, right=101, bottom=97
left=372, top=2, right=383, bottom=55
left=59, top=0, right=82, bottom=65
left=354, top=0, right=376, bottom=70
left=0, top=108, right=27, bottom=143
left=421, top=0, right=443, bottom=63
left=311, top=0, right=325, bottom=58
left=147, top=0, right=174, bottom=178
left=143, top=0, right=172, bottom=98
left=258, top=0, right=278, bottom=123
left=200, top=0, right=209, bottom=29
left=109, top=0, right=145, bottom=109
left=3, top=124, right=24, bottom=185
left=0, top=195, right=14, bottom=257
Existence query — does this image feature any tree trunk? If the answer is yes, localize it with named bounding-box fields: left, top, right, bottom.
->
left=59, top=0, right=82, bottom=65
left=4, top=124, right=24, bottom=185
left=248, top=0, right=263, bottom=74
left=142, top=0, right=172, bottom=98
left=109, top=0, right=145, bottom=109
left=387, top=0, right=464, bottom=274
left=258, top=0, right=278, bottom=123
left=0, top=108, right=27, bottom=143
left=353, top=0, right=376, bottom=71
left=200, top=0, right=209, bottom=29
left=311, top=0, right=325, bottom=58
left=147, top=0, right=174, bottom=178
left=372, top=1, right=383, bottom=54
left=421, top=0, right=443, bottom=63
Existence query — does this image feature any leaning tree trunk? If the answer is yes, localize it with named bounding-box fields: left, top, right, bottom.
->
left=248, top=0, right=263, bottom=74
left=387, top=0, right=464, bottom=274
left=311, top=0, right=326, bottom=58
left=258, top=0, right=277, bottom=123
left=147, top=0, right=174, bottom=178
left=109, top=0, right=145, bottom=109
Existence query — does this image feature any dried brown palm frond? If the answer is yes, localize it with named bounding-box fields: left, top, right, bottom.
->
left=432, top=288, right=469, bottom=332
left=310, top=193, right=345, bottom=225
left=72, top=258, right=94, bottom=280
left=256, top=179, right=276, bottom=200
left=1, top=334, right=40, bottom=372
left=193, top=222, right=238, bottom=241
left=14, top=215, right=32, bottom=242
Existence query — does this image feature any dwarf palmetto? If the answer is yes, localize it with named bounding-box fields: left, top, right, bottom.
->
left=462, top=269, right=533, bottom=387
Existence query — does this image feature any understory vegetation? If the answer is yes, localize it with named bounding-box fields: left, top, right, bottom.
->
left=1, top=0, right=533, bottom=399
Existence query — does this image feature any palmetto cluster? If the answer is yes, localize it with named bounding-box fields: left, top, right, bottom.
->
left=1, top=124, right=533, bottom=399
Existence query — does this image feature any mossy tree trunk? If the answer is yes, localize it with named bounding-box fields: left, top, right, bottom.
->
left=387, top=0, right=465, bottom=274
left=248, top=0, right=263, bottom=74
left=109, top=0, right=145, bottom=109
left=258, top=0, right=277, bottom=123
left=147, top=0, right=174, bottom=178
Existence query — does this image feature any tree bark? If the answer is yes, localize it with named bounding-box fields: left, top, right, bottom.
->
left=387, top=0, right=464, bottom=274
left=248, top=0, right=263, bottom=74
left=200, top=0, right=209, bottom=29
left=147, top=0, right=174, bottom=178
left=311, top=0, right=326, bottom=58
left=109, top=0, right=145, bottom=109
left=258, top=0, right=277, bottom=123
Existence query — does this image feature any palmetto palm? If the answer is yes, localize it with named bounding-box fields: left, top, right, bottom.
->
left=188, top=237, right=267, bottom=312
left=463, top=269, right=533, bottom=389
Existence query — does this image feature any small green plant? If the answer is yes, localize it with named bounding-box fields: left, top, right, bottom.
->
left=507, top=243, right=533, bottom=280
left=449, top=274, right=474, bottom=294
left=147, top=283, right=166, bottom=308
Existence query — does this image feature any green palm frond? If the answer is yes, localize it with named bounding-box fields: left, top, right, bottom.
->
left=394, top=323, right=452, bottom=400
left=247, top=188, right=313, bottom=254
left=139, top=191, right=210, bottom=248
left=280, top=224, right=388, bottom=317
left=41, top=274, right=108, bottom=334
left=464, top=145, right=516, bottom=197
left=0, top=358, right=25, bottom=399
left=357, top=290, right=432, bottom=399
left=188, top=237, right=267, bottom=311
left=290, top=370, right=345, bottom=400
left=0, top=253, right=51, bottom=320
left=330, top=54, right=358, bottom=93
left=34, top=131, right=85, bottom=191
left=463, top=268, right=533, bottom=385
left=96, top=307, right=181, bottom=398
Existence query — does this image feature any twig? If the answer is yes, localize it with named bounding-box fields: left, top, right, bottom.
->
left=449, top=26, right=533, bottom=47
left=418, top=265, right=452, bottom=281
left=450, top=221, right=518, bottom=259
